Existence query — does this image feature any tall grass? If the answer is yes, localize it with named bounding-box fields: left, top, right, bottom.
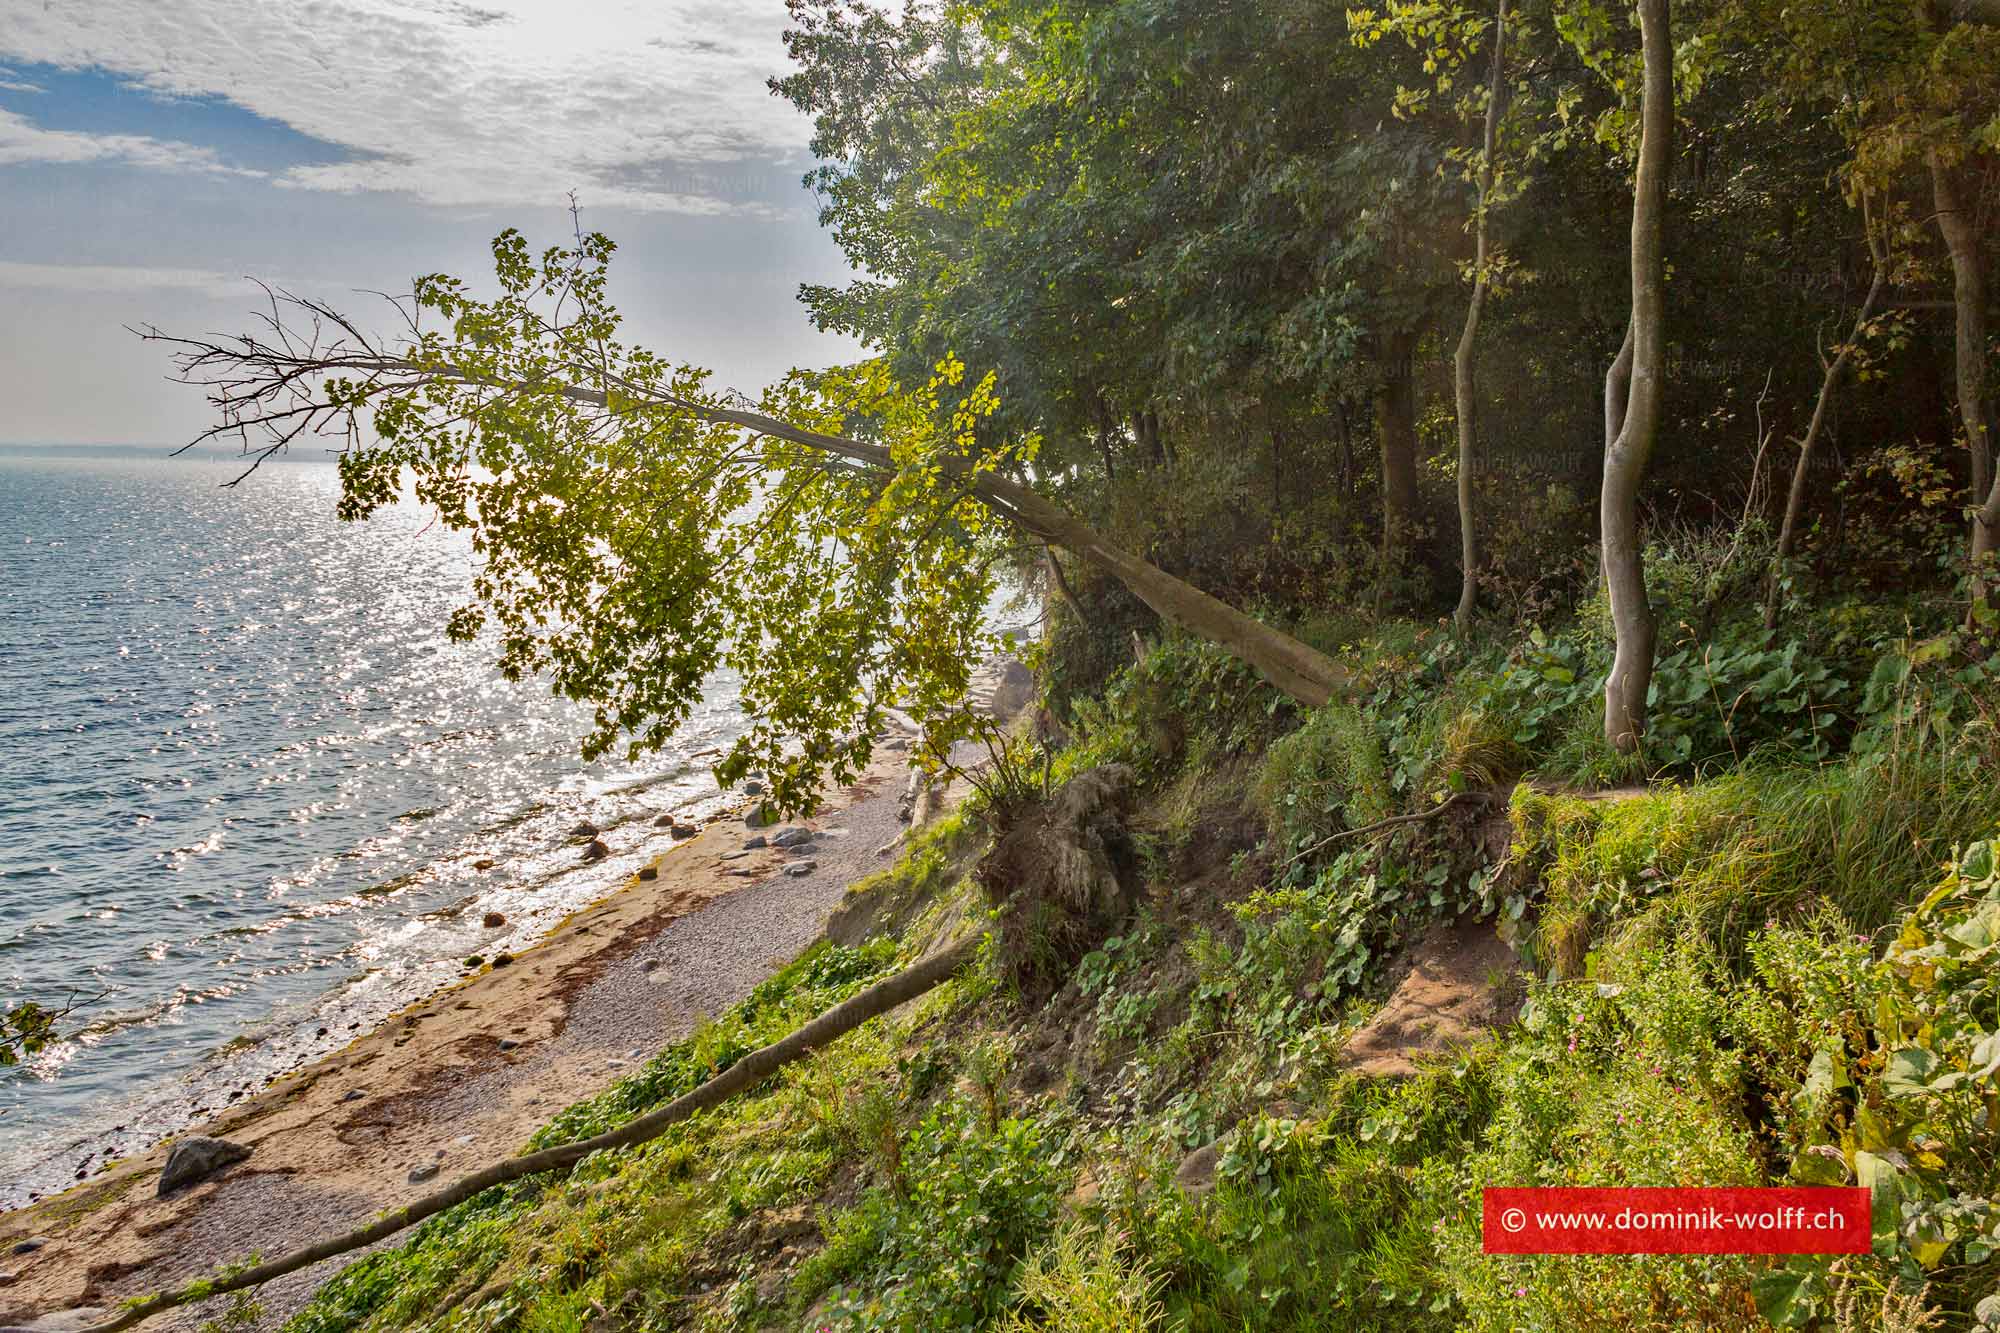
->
left=1513, top=725, right=1995, bottom=975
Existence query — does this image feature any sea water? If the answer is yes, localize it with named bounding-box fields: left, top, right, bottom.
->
left=0, top=447, right=747, bottom=1205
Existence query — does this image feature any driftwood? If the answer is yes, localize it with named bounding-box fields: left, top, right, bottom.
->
left=79, top=934, right=983, bottom=1333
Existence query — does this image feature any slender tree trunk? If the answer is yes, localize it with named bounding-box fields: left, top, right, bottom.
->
left=1454, top=0, right=1508, bottom=632
left=82, top=935, right=986, bottom=1333
left=1375, top=328, right=1420, bottom=601
left=1930, top=154, right=1998, bottom=623
left=1765, top=196, right=1889, bottom=629
left=1601, top=0, right=1673, bottom=752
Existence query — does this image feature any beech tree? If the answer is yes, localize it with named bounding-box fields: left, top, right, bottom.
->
left=144, top=232, right=1347, bottom=812
left=1598, top=0, right=1673, bottom=751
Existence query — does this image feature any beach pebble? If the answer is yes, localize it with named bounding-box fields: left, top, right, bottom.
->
left=157, top=1137, right=250, bottom=1198
left=10, top=1237, right=48, bottom=1256
left=744, top=802, right=776, bottom=829
left=473, top=858, right=496, bottom=870
left=409, top=1163, right=441, bottom=1183
left=606, top=1059, right=626, bottom=1069
left=652, top=813, right=678, bottom=827
left=742, top=835, right=767, bottom=850
left=580, top=839, right=609, bottom=862
left=670, top=823, right=699, bottom=839
left=342, top=1089, right=365, bottom=1103
left=498, top=1039, right=519, bottom=1051
left=784, top=862, right=817, bottom=877
left=637, top=865, right=658, bottom=881
left=885, top=739, right=909, bottom=751
left=491, top=952, right=513, bottom=968
left=719, top=851, right=748, bottom=861
left=569, top=820, right=599, bottom=838
left=628, top=1048, right=644, bottom=1059
left=464, top=955, right=485, bottom=968
left=771, top=828, right=814, bottom=848
left=743, top=780, right=764, bottom=795
left=0, top=1271, right=16, bottom=1288
left=482, top=911, right=506, bottom=928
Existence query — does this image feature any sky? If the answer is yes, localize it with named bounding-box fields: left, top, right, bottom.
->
left=0, top=0, right=860, bottom=446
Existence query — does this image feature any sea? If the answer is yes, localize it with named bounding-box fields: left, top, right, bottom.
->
left=0, top=445, right=754, bottom=1206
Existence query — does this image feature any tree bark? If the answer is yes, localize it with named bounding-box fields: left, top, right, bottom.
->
left=1375, top=327, right=1420, bottom=600
left=1601, top=0, right=1673, bottom=752
left=1929, top=154, right=1998, bottom=623
left=82, top=935, right=986, bottom=1333
left=1453, top=0, right=1508, bottom=632
left=1765, top=195, right=1889, bottom=629
left=668, top=397, right=1349, bottom=706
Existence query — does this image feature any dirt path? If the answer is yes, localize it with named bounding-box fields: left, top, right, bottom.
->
left=0, top=725, right=927, bottom=1331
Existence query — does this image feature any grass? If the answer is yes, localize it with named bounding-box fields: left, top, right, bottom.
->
left=1511, top=728, right=1994, bottom=976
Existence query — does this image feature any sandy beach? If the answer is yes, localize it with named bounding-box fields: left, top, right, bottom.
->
left=0, top=690, right=980, bottom=1331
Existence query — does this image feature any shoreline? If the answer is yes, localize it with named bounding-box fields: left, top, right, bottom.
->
left=0, top=777, right=744, bottom=1212
left=0, top=717, right=934, bottom=1329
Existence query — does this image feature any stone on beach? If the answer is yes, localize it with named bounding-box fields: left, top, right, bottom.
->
left=637, top=865, right=658, bottom=881
left=482, top=911, right=506, bottom=928
left=770, top=827, right=814, bottom=848
left=408, top=1162, right=441, bottom=1183
left=744, top=802, right=776, bottom=829
left=581, top=839, right=610, bottom=862
left=669, top=823, right=699, bottom=839
left=784, top=861, right=817, bottom=877
left=569, top=820, right=598, bottom=838
left=157, top=1136, right=251, bottom=1197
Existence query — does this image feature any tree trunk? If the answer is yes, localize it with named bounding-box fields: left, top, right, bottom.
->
left=82, top=935, right=986, bottom=1333
left=1453, top=0, right=1508, bottom=632
left=1601, top=0, right=1673, bottom=752
left=1375, top=328, right=1420, bottom=600
left=678, top=398, right=1350, bottom=706
left=1765, top=195, right=1889, bottom=629
left=1929, top=154, right=1998, bottom=624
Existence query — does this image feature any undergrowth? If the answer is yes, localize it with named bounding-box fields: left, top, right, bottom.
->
left=275, top=590, right=2000, bottom=1333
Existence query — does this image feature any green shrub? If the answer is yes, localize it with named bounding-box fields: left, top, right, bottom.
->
left=1254, top=703, right=1392, bottom=850
left=1067, top=636, right=1294, bottom=786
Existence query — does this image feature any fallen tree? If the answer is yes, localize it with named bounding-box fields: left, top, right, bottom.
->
left=138, top=234, right=1347, bottom=820
left=80, top=933, right=985, bottom=1333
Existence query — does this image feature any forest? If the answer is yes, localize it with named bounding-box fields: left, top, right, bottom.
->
left=30, top=0, right=2000, bottom=1330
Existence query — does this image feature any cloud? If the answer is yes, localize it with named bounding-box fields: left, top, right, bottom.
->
left=0, top=107, right=264, bottom=175
left=0, top=261, right=247, bottom=292
left=0, top=1, right=816, bottom=214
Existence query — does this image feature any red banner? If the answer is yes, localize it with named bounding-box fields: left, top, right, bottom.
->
left=1482, top=1187, right=1871, bottom=1255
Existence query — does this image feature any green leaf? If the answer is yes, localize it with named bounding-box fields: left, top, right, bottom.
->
left=1883, top=1048, right=1938, bottom=1098
left=1751, top=1266, right=1818, bottom=1328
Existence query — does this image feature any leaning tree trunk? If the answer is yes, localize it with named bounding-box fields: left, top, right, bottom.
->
left=1765, top=194, right=1889, bottom=629
left=680, top=398, right=1350, bottom=707
left=1376, top=328, right=1421, bottom=604
left=1601, top=0, right=1673, bottom=752
left=82, top=935, right=986, bottom=1333
left=1453, top=0, right=1508, bottom=632
left=1929, top=154, right=1998, bottom=625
